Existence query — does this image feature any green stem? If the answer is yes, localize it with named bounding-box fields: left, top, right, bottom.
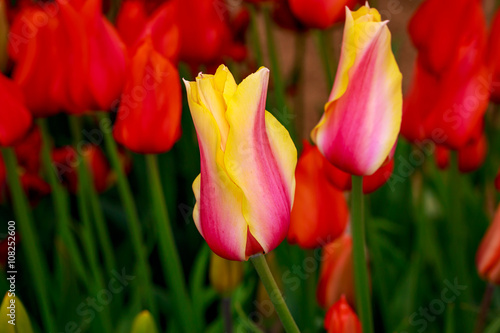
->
left=2, top=147, right=56, bottom=333
left=97, top=112, right=157, bottom=316
left=263, top=7, right=297, bottom=141
left=449, top=152, right=472, bottom=301
left=315, top=30, right=334, bottom=89
left=248, top=4, right=264, bottom=66
left=145, top=154, right=198, bottom=332
left=222, top=297, right=233, bottom=333
left=38, top=119, right=91, bottom=287
left=473, top=283, right=495, bottom=333
left=250, top=254, right=300, bottom=333
left=69, top=116, right=113, bottom=333
left=351, top=176, right=374, bottom=333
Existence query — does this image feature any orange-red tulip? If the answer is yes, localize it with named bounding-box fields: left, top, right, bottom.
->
left=488, top=8, right=500, bottom=103
left=476, top=204, right=500, bottom=284
left=9, top=0, right=126, bottom=115
left=0, top=73, right=32, bottom=147
left=288, top=0, right=361, bottom=29
left=324, top=295, right=362, bottom=333
left=403, top=0, right=489, bottom=150
left=113, top=38, right=181, bottom=154
left=317, top=234, right=355, bottom=309
left=288, top=141, right=348, bottom=249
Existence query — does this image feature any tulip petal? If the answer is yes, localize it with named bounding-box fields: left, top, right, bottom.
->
left=224, top=67, right=296, bottom=254
left=185, top=80, right=248, bottom=261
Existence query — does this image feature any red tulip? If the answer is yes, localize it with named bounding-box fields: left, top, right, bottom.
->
left=324, top=295, right=362, bottom=333
left=409, top=0, right=485, bottom=75
left=435, top=145, right=449, bottom=170
left=403, top=0, right=490, bottom=150
left=476, top=204, right=500, bottom=284
left=0, top=73, right=32, bottom=147
left=51, top=145, right=112, bottom=194
left=9, top=0, right=126, bottom=115
left=288, top=142, right=348, bottom=249
left=317, top=234, right=355, bottom=309
left=288, top=0, right=361, bottom=29
left=116, top=0, right=180, bottom=61
left=113, top=38, right=181, bottom=154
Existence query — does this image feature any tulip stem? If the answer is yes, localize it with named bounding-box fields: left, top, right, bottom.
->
left=1, top=147, right=56, bottom=333
left=222, top=297, right=233, bottom=333
left=97, top=112, right=157, bottom=316
left=248, top=4, right=264, bottom=66
left=250, top=254, right=300, bottom=333
left=69, top=116, right=113, bottom=333
left=473, top=283, right=495, bottom=333
left=38, top=119, right=92, bottom=287
left=145, top=154, right=199, bottom=332
left=351, top=176, right=374, bottom=333
left=315, top=30, right=334, bottom=89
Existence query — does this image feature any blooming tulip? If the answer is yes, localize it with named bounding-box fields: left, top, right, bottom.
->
left=0, top=73, right=32, bottom=147
left=288, top=0, right=360, bottom=29
left=288, top=141, right=348, bottom=249
left=324, top=295, right=362, bottom=333
left=476, top=204, right=500, bottom=284
left=311, top=5, right=402, bottom=176
left=184, top=65, right=297, bottom=261
left=317, top=234, right=355, bottom=309
left=113, top=37, right=182, bottom=154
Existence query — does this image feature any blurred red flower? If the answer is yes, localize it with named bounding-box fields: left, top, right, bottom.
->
left=324, top=295, right=362, bottom=333
left=288, top=0, right=360, bottom=29
left=288, top=141, right=348, bottom=249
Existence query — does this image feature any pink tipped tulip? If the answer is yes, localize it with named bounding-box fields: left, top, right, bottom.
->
left=184, top=65, right=297, bottom=261
left=311, top=5, right=402, bottom=176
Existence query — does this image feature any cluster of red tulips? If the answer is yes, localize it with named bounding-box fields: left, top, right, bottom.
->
left=0, top=0, right=499, bottom=332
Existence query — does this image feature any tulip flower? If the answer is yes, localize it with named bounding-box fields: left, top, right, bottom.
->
left=311, top=5, right=403, bottom=176
left=403, top=0, right=489, bottom=149
left=130, top=311, right=159, bottom=333
left=0, top=73, right=32, bottom=147
left=324, top=295, right=362, bottom=333
left=113, top=38, right=182, bottom=154
left=288, top=141, right=348, bottom=249
left=476, top=204, right=500, bottom=284
left=116, top=0, right=180, bottom=61
left=209, top=252, right=244, bottom=295
left=288, top=0, right=361, bottom=29
left=184, top=65, right=297, bottom=261
left=9, top=0, right=126, bottom=115
left=317, top=234, right=355, bottom=309
left=51, top=145, right=113, bottom=194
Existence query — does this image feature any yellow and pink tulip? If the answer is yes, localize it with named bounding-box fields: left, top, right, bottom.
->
left=311, top=5, right=403, bottom=176
left=184, top=65, right=297, bottom=261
